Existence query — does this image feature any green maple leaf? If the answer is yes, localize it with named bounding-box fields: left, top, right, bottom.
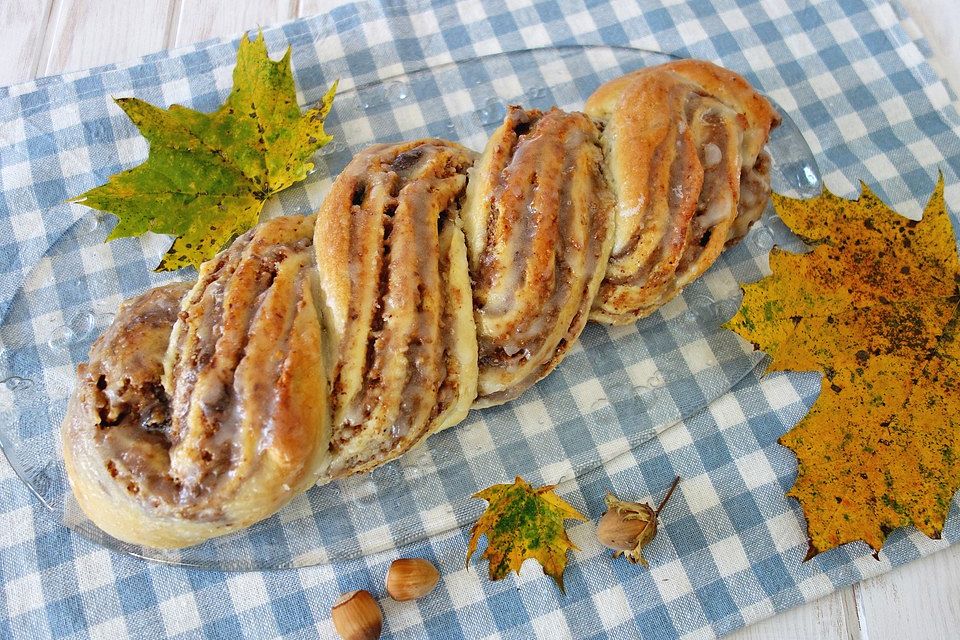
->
left=70, top=31, right=337, bottom=271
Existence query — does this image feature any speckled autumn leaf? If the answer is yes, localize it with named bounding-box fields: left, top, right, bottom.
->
left=466, top=476, right=586, bottom=592
left=70, top=32, right=337, bottom=271
left=725, top=175, right=960, bottom=558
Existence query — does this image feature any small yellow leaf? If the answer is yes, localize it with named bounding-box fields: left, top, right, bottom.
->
left=466, top=476, right=586, bottom=592
left=724, top=174, right=960, bottom=557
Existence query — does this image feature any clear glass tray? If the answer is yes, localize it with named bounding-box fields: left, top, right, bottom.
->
left=0, top=44, right=820, bottom=570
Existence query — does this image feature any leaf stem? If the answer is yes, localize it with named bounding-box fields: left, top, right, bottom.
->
left=654, top=476, right=681, bottom=516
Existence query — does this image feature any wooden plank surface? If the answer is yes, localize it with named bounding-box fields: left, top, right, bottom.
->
left=37, top=0, right=177, bottom=76
left=3, top=1, right=960, bottom=639
left=0, top=0, right=53, bottom=85
left=728, top=589, right=860, bottom=640
left=856, top=543, right=960, bottom=640
left=173, top=0, right=298, bottom=45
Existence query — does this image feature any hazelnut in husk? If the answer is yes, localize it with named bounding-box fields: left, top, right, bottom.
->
left=597, top=476, right=680, bottom=566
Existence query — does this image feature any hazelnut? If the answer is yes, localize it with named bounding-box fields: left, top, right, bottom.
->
left=331, top=590, right=382, bottom=640
left=597, top=497, right=658, bottom=565
left=597, top=476, right=680, bottom=566
left=385, top=557, right=440, bottom=601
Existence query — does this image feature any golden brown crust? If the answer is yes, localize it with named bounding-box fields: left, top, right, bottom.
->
left=314, top=139, right=479, bottom=477
left=462, top=107, right=615, bottom=405
left=63, top=216, right=330, bottom=548
left=585, top=60, right=780, bottom=324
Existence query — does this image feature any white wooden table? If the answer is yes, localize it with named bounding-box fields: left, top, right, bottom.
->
left=2, top=1, right=958, bottom=638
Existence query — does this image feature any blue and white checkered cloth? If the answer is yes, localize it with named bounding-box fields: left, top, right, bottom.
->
left=2, top=1, right=960, bottom=638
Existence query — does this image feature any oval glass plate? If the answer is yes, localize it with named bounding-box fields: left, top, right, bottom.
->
left=0, top=43, right=820, bottom=569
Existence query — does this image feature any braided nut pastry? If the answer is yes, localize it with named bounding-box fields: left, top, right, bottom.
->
left=314, top=139, right=479, bottom=477
left=63, top=215, right=330, bottom=548
left=61, top=61, right=780, bottom=548
left=585, top=59, right=780, bottom=324
left=462, top=106, right=615, bottom=406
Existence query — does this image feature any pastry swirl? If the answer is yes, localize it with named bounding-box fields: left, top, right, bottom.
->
left=585, top=59, right=780, bottom=323
left=63, top=216, right=330, bottom=548
left=61, top=60, right=779, bottom=548
left=462, top=107, right=615, bottom=405
left=314, top=139, right=479, bottom=476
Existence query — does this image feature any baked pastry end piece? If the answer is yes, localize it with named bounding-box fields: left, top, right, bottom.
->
left=586, top=59, right=780, bottom=324
left=63, top=215, right=331, bottom=549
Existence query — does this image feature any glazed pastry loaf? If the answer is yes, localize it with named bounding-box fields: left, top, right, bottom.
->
left=62, top=60, right=779, bottom=548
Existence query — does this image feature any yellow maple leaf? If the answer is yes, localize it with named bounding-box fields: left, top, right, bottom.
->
left=725, top=175, right=960, bottom=557
left=466, top=476, right=586, bottom=592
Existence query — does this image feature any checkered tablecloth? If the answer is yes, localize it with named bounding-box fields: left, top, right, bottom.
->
left=2, top=1, right=960, bottom=638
